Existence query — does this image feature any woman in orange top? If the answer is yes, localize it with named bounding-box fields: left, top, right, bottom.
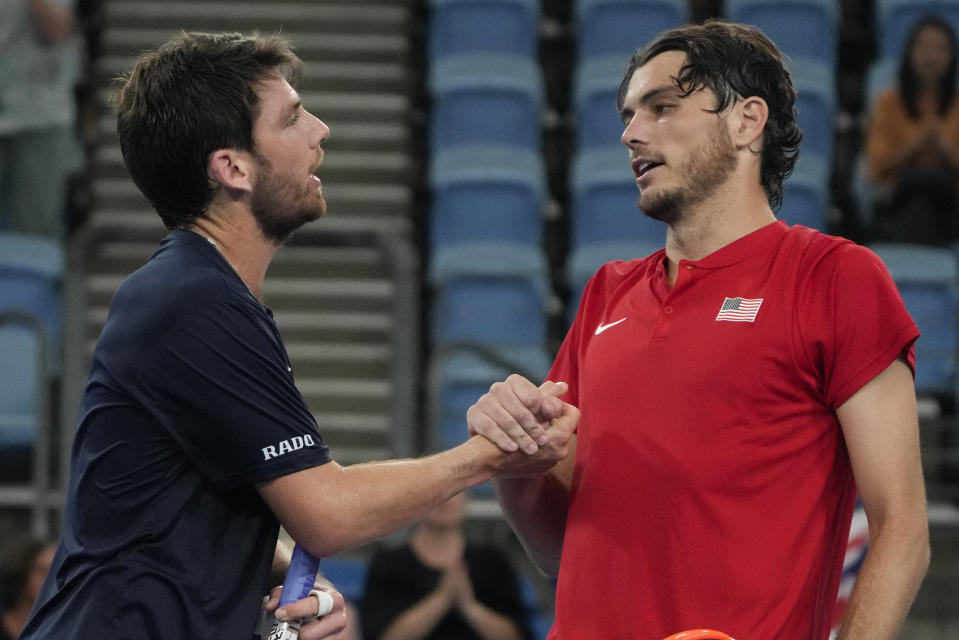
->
left=865, top=16, right=959, bottom=243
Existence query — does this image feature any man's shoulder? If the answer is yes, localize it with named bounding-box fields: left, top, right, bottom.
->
left=783, top=225, right=888, bottom=285
left=114, top=232, right=233, bottom=312
left=100, top=232, right=242, bottom=353
left=595, top=248, right=664, bottom=281
left=783, top=224, right=860, bottom=262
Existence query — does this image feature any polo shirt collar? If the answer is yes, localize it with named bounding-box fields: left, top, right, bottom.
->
left=682, top=220, right=787, bottom=270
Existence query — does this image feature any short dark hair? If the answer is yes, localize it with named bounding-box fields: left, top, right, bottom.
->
left=0, top=535, right=51, bottom=609
left=617, top=20, right=802, bottom=210
left=899, top=16, right=957, bottom=119
left=114, top=32, right=303, bottom=229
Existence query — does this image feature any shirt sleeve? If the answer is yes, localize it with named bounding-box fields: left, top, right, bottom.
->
left=134, top=296, right=331, bottom=489
left=548, top=261, right=617, bottom=408
left=799, top=242, right=919, bottom=409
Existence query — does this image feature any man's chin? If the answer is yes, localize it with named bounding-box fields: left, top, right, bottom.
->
left=253, top=208, right=324, bottom=244
left=639, top=192, right=682, bottom=225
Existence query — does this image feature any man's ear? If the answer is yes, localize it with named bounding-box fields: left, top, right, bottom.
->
left=208, top=149, right=255, bottom=194
left=733, top=95, right=769, bottom=152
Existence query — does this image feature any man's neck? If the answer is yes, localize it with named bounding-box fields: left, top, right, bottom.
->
left=188, top=209, right=279, bottom=300
left=662, top=184, right=776, bottom=285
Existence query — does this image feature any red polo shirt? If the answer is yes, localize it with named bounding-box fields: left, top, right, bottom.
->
left=548, top=221, right=918, bottom=640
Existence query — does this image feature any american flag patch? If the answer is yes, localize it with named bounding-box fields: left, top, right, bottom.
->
left=715, top=297, right=763, bottom=322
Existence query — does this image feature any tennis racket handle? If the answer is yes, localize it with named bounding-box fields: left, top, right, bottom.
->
left=265, top=593, right=334, bottom=640
left=263, top=545, right=323, bottom=640
left=278, top=545, right=321, bottom=606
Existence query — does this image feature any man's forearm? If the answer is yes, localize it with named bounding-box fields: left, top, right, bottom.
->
left=494, top=474, right=569, bottom=577
left=262, top=422, right=575, bottom=559
left=261, top=436, right=504, bottom=558
left=319, top=437, right=504, bottom=554
left=835, top=517, right=930, bottom=639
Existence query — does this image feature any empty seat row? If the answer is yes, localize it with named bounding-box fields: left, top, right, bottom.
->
left=0, top=231, right=64, bottom=537
left=429, top=54, right=544, bottom=153
left=422, top=0, right=857, bottom=467
left=428, top=0, right=844, bottom=66
left=869, top=243, right=959, bottom=398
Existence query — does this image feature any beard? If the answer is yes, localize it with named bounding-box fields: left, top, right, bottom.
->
left=250, top=154, right=327, bottom=244
left=640, top=119, right=738, bottom=225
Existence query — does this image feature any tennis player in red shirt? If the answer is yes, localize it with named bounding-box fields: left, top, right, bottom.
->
left=468, top=21, right=929, bottom=640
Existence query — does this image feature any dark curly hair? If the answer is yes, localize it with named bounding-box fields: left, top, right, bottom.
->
left=113, top=32, right=303, bottom=229
left=617, top=20, right=802, bottom=211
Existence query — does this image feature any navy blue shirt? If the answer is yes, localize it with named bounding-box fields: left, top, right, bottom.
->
left=21, top=230, right=332, bottom=640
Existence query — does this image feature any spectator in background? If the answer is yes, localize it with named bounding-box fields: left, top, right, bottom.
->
left=0, top=535, right=55, bottom=640
left=0, top=0, right=84, bottom=239
left=360, top=492, right=533, bottom=640
left=865, top=16, right=959, bottom=245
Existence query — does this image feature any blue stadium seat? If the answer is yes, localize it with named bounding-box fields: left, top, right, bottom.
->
left=780, top=152, right=831, bottom=230
left=727, top=0, right=839, bottom=70
left=0, top=316, right=44, bottom=456
left=428, top=0, right=539, bottom=60
left=569, top=145, right=665, bottom=250
left=788, top=57, right=838, bottom=161
left=320, top=556, right=368, bottom=606
left=428, top=54, right=543, bottom=151
left=877, top=0, right=959, bottom=60
left=574, top=55, right=629, bottom=150
left=869, top=243, right=959, bottom=397
left=429, top=242, right=551, bottom=348
left=0, top=232, right=64, bottom=369
left=0, top=312, right=54, bottom=536
left=429, top=145, right=545, bottom=251
left=576, top=0, right=688, bottom=58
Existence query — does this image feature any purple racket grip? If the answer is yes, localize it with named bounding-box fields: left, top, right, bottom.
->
left=278, top=545, right=320, bottom=607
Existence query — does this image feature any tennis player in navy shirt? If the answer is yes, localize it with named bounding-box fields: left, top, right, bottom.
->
left=20, top=32, right=578, bottom=640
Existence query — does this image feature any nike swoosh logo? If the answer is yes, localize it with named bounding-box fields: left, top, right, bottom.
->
left=595, top=317, right=628, bottom=335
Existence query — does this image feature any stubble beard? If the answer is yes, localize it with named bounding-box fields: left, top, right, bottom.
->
left=250, top=155, right=327, bottom=244
left=639, top=120, right=738, bottom=226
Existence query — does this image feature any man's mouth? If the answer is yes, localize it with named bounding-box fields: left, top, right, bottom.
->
left=632, top=159, right=664, bottom=179
left=310, top=159, right=323, bottom=189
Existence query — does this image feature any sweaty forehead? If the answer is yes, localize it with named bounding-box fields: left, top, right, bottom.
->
left=625, top=50, right=687, bottom=101
left=254, top=76, right=300, bottom=126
